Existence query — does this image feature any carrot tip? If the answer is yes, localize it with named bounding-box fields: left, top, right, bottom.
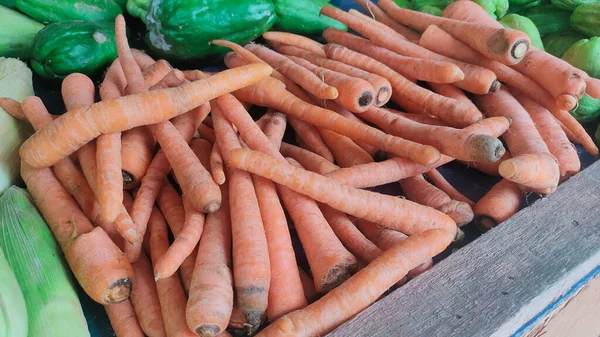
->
left=203, top=200, right=221, bottom=213
left=511, top=40, right=529, bottom=60
left=105, top=278, right=132, bottom=304
left=122, top=170, right=135, bottom=186
left=124, top=228, right=139, bottom=245
left=475, top=215, right=499, bottom=232
left=489, top=80, right=501, bottom=93
left=195, top=324, right=221, bottom=337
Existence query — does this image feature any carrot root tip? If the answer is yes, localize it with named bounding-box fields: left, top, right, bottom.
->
left=104, top=277, right=132, bottom=304
left=122, top=170, right=135, bottom=186
left=358, top=92, right=373, bottom=107
left=194, top=324, right=221, bottom=337
left=319, top=260, right=356, bottom=293
left=489, top=80, right=501, bottom=93
left=203, top=200, right=222, bottom=213
left=470, top=134, right=506, bottom=163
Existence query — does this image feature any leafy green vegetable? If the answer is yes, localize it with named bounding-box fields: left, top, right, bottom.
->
left=418, top=4, right=444, bottom=15
left=550, top=0, right=599, bottom=11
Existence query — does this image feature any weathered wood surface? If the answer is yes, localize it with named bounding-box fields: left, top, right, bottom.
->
left=525, top=272, right=600, bottom=337
left=329, top=160, right=600, bottom=337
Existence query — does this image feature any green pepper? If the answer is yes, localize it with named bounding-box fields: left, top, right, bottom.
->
left=126, top=0, right=149, bottom=22
left=570, top=95, right=600, bottom=123
left=30, top=21, right=117, bottom=80
left=146, top=0, right=277, bottom=60
left=392, top=0, right=413, bottom=8
left=273, top=0, right=347, bottom=37
left=15, top=0, right=122, bottom=24
left=562, top=37, right=600, bottom=78
left=499, top=14, right=545, bottom=50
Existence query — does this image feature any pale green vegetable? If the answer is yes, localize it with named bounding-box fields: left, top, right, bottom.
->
left=0, top=58, right=35, bottom=195
left=0, top=248, right=28, bottom=337
left=0, top=5, right=44, bottom=58
left=0, top=186, right=90, bottom=337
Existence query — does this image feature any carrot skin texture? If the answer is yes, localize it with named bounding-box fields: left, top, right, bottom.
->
left=130, top=253, right=167, bottom=337
left=474, top=179, right=523, bottom=231
left=353, top=0, right=422, bottom=41
left=262, top=31, right=327, bottom=57
left=256, top=229, right=453, bottom=337
left=19, top=63, right=273, bottom=168
left=105, top=300, right=145, bottom=337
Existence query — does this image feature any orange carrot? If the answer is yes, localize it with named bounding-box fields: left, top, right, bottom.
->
left=298, top=268, right=319, bottom=304
left=322, top=41, right=483, bottom=127
left=226, top=148, right=457, bottom=239
left=263, top=111, right=288, bottom=147
left=377, top=0, right=530, bottom=64
left=280, top=143, right=340, bottom=174
left=460, top=150, right=511, bottom=176
left=19, top=63, right=272, bottom=168
left=105, top=300, right=144, bottom=337
left=288, top=55, right=376, bottom=113
left=198, top=123, right=216, bottom=143
left=210, top=142, right=226, bottom=185
left=586, top=78, right=600, bottom=99
left=256, top=228, right=452, bottom=337
left=425, top=169, right=476, bottom=207
left=232, top=76, right=441, bottom=164
left=278, top=158, right=357, bottom=293
left=401, top=174, right=474, bottom=226
left=441, top=0, right=586, bottom=110
left=262, top=31, right=326, bottom=56
left=360, top=106, right=505, bottom=162
left=354, top=0, right=420, bottom=41
left=212, top=105, right=270, bottom=331
left=474, top=87, right=560, bottom=193
left=274, top=44, right=392, bottom=107
left=513, top=89, right=580, bottom=179
left=320, top=100, right=379, bottom=156
left=318, top=128, right=374, bottom=167
left=147, top=206, right=197, bottom=337
left=398, top=111, right=447, bottom=126
left=428, top=82, right=483, bottom=106
left=21, top=161, right=133, bottom=304
left=320, top=13, right=498, bottom=95
left=187, top=183, right=234, bottom=337
left=244, top=43, right=338, bottom=100
left=0, top=97, right=26, bottom=120
left=473, top=179, right=523, bottom=231
left=130, top=253, right=167, bottom=337
left=142, top=59, right=172, bottom=88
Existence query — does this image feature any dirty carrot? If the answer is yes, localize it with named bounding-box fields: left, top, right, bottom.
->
left=19, top=63, right=272, bottom=168
left=210, top=142, right=226, bottom=185
left=262, top=31, right=326, bottom=56
left=318, top=129, right=374, bottom=167
left=244, top=43, right=338, bottom=100
left=401, top=174, right=474, bottom=226
left=141, top=59, right=172, bottom=88
left=105, top=300, right=144, bottom=337
left=460, top=150, right=511, bottom=176
left=130, top=254, right=167, bottom=337
left=232, top=76, right=441, bottom=164
left=322, top=41, right=482, bottom=128
left=425, top=169, right=476, bottom=207
left=198, top=123, right=216, bottom=143
left=257, top=228, right=452, bottom=337
left=0, top=97, right=26, bottom=120
left=320, top=100, right=379, bottom=156
left=377, top=0, right=530, bottom=65
left=187, top=183, right=234, bottom=337
left=473, top=179, right=523, bottom=231
left=354, top=0, right=421, bottom=41
left=213, top=105, right=270, bottom=331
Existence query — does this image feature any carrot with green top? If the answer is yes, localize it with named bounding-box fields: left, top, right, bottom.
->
left=187, top=182, right=234, bottom=337
left=322, top=41, right=483, bottom=128
left=232, top=76, right=441, bottom=165
left=212, top=104, right=270, bottom=331
left=353, top=0, right=421, bottom=41
left=361, top=106, right=504, bottom=162
left=273, top=44, right=392, bottom=107
left=473, top=179, right=523, bottom=231
left=105, top=300, right=144, bottom=337
left=19, top=63, right=272, bottom=168
left=289, top=55, right=376, bottom=112
left=262, top=31, right=326, bottom=56
left=256, top=228, right=452, bottom=337
left=376, top=0, right=530, bottom=65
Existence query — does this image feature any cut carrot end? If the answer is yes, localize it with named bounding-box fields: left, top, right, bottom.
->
left=123, top=228, right=139, bottom=245
left=511, top=40, right=529, bottom=60
left=122, top=170, right=135, bottom=187
left=489, top=80, right=501, bottom=93
left=498, top=161, right=516, bottom=179
left=194, top=324, right=222, bottom=337
left=557, top=94, right=578, bottom=111
left=375, top=87, right=391, bottom=106
left=105, top=278, right=132, bottom=304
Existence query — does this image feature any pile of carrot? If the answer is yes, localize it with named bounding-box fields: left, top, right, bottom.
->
left=1, top=1, right=597, bottom=335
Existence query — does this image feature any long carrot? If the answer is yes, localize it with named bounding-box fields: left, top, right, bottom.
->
left=274, top=44, right=392, bottom=107
left=256, top=228, right=452, bottom=337
left=210, top=142, right=226, bottom=185
left=244, top=43, right=338, bottom=100
left=361, top=106, right=504, bottom=162
left=289, top=55, right=376, bottom=112
left=226, top=148, right=457, bottom=239
left=460, top=150, right=511, bottom=176
left=319, top=127, right=374, bottom=167
left=473, top=179, right=523, bottom=231
left=353, top=0, right=421, bottom=41
left=147, top=206, right=197, bottom=337
left=105, top=300, right=144, bottom=337
left=377, top=0, right=530, bottom=64
left=401, top=174, right=474, bottom=226
left=428, top=82, right=481, bottom=107
left=425, top=169, right=476, bottom=206
left=186, top=183, right=234, bottom=337
left=262, top=31, right=326, bottom=57
left=320, top=100, right=379, bottom=156
left=586, top=78, right=600, bottom=99
left=512, top=89, right=580, bottom=179
left=198, top=123, right=216, bottom=143
left=297, top=268, right=319, bottom=304
left=322, top=41, right=483, bottom=128
left=141, top=59, right=172, bottom=88
left=280, top=143, right=340, bottom=174
left=19, top=63, right=272, bottom=168
left=212, top=104, right=270, bottom=331
left=21, top=161, right=134, bottom=304
left=130, top=253, right=167, bottom=337
left=320, top=11, right=498, bottom=95
left=232, top=76, right=441, bottom=164
left=474, top=87, right=560, bottom=193
left=0, top=97, right=26, bottom=120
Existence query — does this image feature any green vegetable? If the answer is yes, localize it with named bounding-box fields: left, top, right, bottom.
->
left=126, top=0, right=148, bottom=22
left=30, top=20, right=117, bottom=80
left=507, top=0, right=542, bottom=14
left=146, top=0, right=277, bottom=60
left=550, top=0, right=599, bottom=10
left=570, top=95, right=600, bottom=122
left=562, top=37, right=600, bottom=78
left=412, top=0, right=453, bottom=10
left=0, top=186, right=90, bottom=337
left=0, top=247, right=28, bottom=337
left=273, top=0, right=347, bottom=37
left=0, top=5, right=44, bottom=58
left=418, top=4, right=444, bottom=15
left=500, top=14, right=545, bottom=50
left=509, top=0, right=538, bottom=5
left=570, top=3, right=600, bottom=37
left=0, top=58, right=35, bottom=195
left=522, top=4, right=572, bottom=35
left=392, top=0, right=413, bottom=8
left=0, top=0, right=16, bottom=8
left=595, top=122, right=600, bottom=144
left=542, top=30, right=586, bottom=57
left=472, top=0, right=509, bottom=18
left=15, top=0, right=122, bottom=24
